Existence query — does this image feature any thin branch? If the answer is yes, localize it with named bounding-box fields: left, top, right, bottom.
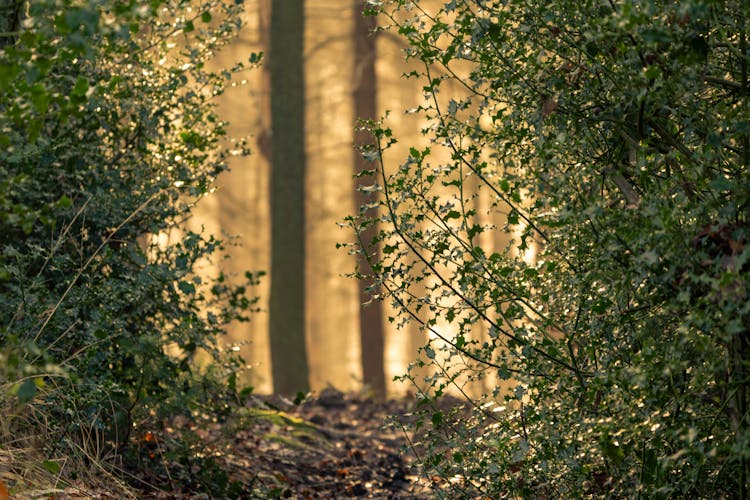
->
left=374, top=134, right=580, bottom=374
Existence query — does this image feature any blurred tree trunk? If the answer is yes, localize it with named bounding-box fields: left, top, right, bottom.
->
left=353, top=2, right=386, bottom=398
left=269, top=0, right=309, bottom=394
left=0, top=0, right=23, bottom=50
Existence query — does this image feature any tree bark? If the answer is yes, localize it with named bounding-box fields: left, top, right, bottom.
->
left=353, top=2, right=386, bottom=398
left=269, top=0, right=309, bottom=394
left=0, top=0, right=23, bottom=51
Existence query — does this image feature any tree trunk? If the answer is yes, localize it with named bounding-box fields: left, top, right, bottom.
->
left=269, top=0, right=309, bottom=395
left=353, top=2, right=386, bottom=398
left=0, top=0, right=23, bottom=51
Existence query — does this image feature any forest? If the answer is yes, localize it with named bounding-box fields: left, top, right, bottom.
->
left=1, top=0, right=749, bottom=498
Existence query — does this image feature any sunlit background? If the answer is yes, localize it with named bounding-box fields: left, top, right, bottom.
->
left=187, top=0, right=526, bottom=396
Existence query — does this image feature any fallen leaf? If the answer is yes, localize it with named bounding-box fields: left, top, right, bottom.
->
left=542, top=97, right=558, bottom=118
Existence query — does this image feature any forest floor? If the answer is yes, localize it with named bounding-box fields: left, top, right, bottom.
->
left=131, top=388, right=443, bottom=499
left=7, top=389, right=458, bottom=499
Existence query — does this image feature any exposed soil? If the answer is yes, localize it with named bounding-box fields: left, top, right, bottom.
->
left=6, top=389, right=453, bottom=499
left=239, top=389, right=433, bottom=499
left=135, top=388, right=437, bottom=499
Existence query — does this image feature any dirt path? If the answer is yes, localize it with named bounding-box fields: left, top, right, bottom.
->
left=137, top=389, right=435, bottom=499
left=240, top=389, right=433, bottom=499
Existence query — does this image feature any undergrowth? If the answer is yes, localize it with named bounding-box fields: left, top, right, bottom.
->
left=0, top=0, right=261, bottom=495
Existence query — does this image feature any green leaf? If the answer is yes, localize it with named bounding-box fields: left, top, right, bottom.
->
left=446, top=308, right=456, bottom=323
left=42, top=460, right=60, bottom=474
left=424, top=345, right=435, bottom=359
left=710, top=175, right=733, bottom=191
left=56, top=195, right=73, bottom=209
left=175, top=254, right=188, bottom=270
left=180, top=130, right=204, bottom=147
left=507, top=210, right=519, bottom=225
left=178, top=281, right=196, bottom=294
left=591, top=297, right=612, bottom=314
left=431, top=411, right=443, bottom=427
left=30, top=83, right=50, bottom=113
left=467, top=223, right=482, bottom=239
left=455, top=334, right=465, bottom=348
left=201, top=11, right=212, bottom=23
left=14, top=379, right=37, bottom=404
left=72, top=76, right=89, bottom=97
left=293, top=391, right=306, bottom=405
left=599, top=433, right=625, bottom=464
left=26, top=118, right=42, bottom=143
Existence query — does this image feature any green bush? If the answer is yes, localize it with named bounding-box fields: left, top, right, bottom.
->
left=0, top=0, right=260, bottom=489
left=351, top=0, right=750, bottom=497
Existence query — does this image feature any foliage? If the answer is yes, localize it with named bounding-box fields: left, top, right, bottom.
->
left=0, top=0, right=260, bottom=493
left=350, top=0, right=750, bottom=497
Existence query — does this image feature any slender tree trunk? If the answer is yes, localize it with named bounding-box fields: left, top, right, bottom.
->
left=0, top=0, right=23, bottom=50
left=353, top=2, right=386, bottom=398
left=269, top=0, right=309, bottom=395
